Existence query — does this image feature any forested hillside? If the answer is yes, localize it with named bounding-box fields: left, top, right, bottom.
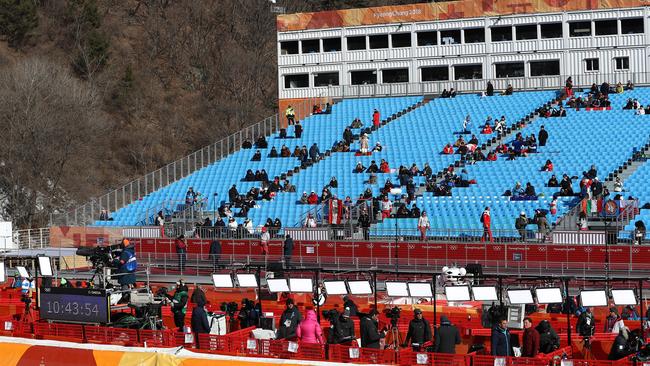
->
left=0, top=0, right=422, bottom=228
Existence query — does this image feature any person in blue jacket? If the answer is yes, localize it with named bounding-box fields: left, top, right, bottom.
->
left=491, top=318, right=512, bottom=356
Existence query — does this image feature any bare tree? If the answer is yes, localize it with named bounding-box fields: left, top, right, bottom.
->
left=0, top=58, right=110, bottom=228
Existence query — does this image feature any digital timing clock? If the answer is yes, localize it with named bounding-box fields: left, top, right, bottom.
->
left=39, top=287, right=110, bottom=324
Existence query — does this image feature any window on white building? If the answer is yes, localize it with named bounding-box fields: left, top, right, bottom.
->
left=391, top=33, right=411, bottom=48
left=614, top=57, right=629, bottom=71
left=516, top=25, right=537, bottom=40
left=369, top=34, right=388, bottom=49
left=314, top=72, right=339, bottom=87
left=569, top=21, right=592, bottom=37
left=464, top=28, right=485, bottom=43
left=585, top=58, right=599, bottom=72
left=621, top=18, right=644, bottom=34
left=495, top=62, right=525, bottom=78
left=347, top=36, right=366, bottom=50
left=284, top=74, right=309, bottom=88
left=382, top=69, right=409, bottom=83
left=540, top=23, right=563, bottom=38
left=455, top=64, right=482, bottom=80
left=530, top=60, right=560, bottom=76
left=301, top=39, right=320, bottom=53
left=417, top=31, right=437, bottom=46
left=323, top=38, right=341, bottom=52
left=280, top=41, right=299, bottom=55
left=421, top=66, right=449, bottom=81
left=491, top=26, right=513, bottom=42
left=350, top=70, right=377, bottom=85
left=595, top=19, right=617, bottom=36
left=440, top=30, right=461, bottom=45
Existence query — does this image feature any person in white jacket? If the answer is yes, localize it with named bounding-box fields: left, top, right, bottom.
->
left=418, top=211, right=430, bottom=241
left=359, top=133, right=369, bottom=154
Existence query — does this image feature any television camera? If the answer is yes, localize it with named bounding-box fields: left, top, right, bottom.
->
left=386, top=306, right=401, bottom=327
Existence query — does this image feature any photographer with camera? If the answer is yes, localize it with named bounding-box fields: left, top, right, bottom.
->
left=577, top=307, right=595, bottom=337
left=238, top=298, right=259, bottom=328
left=166, top=279, right=189, bottom=332
left=361, top=309, right=386, bottom=349
left=609, top=327, right=632, bottom=360
left=403, top=309, right=432, bottom=351
left=114, top=239, right=137, bottom=290
left=327, top=308, right=355, bottom=344
left=434, top=315, right=461, bottom=354
left=277, top=298, right=302, bottom=339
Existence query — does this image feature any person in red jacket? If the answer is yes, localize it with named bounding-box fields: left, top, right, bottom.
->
left=373, top=109, right=380, bottom=128
left=442, top=143, right=454, bottom=154
left=380, top=159, right=390, bottom=173
left=480, top=207, right=493, bottom=242
left=307, top=191, right=319, bottom=204
left=522, top=317, right=540, bottom=357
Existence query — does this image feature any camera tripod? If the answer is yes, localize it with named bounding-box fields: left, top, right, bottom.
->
left=385, top=320, right=403, bottom=350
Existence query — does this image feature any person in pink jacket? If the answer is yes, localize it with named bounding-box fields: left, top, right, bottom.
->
left=296, top=309, right=323, bottom=344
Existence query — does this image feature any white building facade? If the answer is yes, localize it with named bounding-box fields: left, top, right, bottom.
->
left=278, top=6, right=650, bottom=100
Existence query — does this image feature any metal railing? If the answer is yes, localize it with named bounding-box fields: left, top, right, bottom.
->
left=48, top=97, right=332, bottom=227
left=11, top=228, right=50, bottom=250
left=326, top=72, right=648, bottom=98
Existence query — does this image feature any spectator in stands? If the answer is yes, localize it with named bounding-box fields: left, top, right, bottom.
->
left=538, top=126, right=548, bottom=147
left=577, top=211, right=588, bottom=231
left=546, top=175, right=559, bottom=187
left=515, top=212, right=529, bottom=241
left=622, top=305, right=640, bottom=320
left=321, top=187, right=331, bottom=202
left=453, top=136, right=465, bottom=148
left=244, top=218, right=254, bottom=235
left=185, top=187, right=197, bottom=206
left=422, top=163, right=433, bottom=178
left=280, top=145, right=291, bottom=157
left=373, top=109, right=381, bottom=128
left=626, top=80, right=635, bottom=90
left=285, top=105, right=295, bottom=125
left=624, top=98, right=635, bottom=110
left=367, top=160, right=379, bottom=173
left=486, top=81, right=494, bottom=96
left=292, top=146, right=302, bottom=158
left=616, top=82, right=624, bottom=94
left=351, top=117, right=363, bottom=128
left=462, top=114, right=471, bottom=134
left=560, top=174, right=574, bottom=196
left=354, top=161, right=365, bottom=173
left=175, top=235, right=187, bottom=271
left=521, top=317, right=540, bottom=357
left=309, top=143, right=320, bottom=162
left=636, top=105, right=646, bottom=115
left=600, top=81, right=610, bottom=96
left=511, top=182, right=524, bottom=197
left=481, top=121, right=493, bottom=134
left=244, top=169, right=255, bottom=181
left=228, top=184, right=239, bottom=204
left=99, top=209, right=111, bottom=221
left=537, top=320, right=560, bottom=354
left=259, top=227, right=270, bottom=256
left=361, top=310, right=385, bottom=349
left=442, top=143, right=454, bottom=154
left=343, top=127, right=353, bottom=145
left=255, top=135, right=268, bottom=149
left=305, top=213, right=317, bottom=228
left=592, top=177, right=604, bottom=198
left=525, top=182, right=537, bottom=198
left=277, top=298, right=302, bottom=339
left=441, top=89, right=449, bottom=98
left=633, top=221, right=646, bottom=245
left=487, top=151, right=497, bottom=161
left=167, top=280, right=189, bottom=332
left=298, top=192, right=308, bottom=204
left=417, top=211, right=430, bottom=241
left=296, top=309, right=323, bottom=344
left=381, top=196, right=393, bottom=219
left=359, top=210, right=371, bottom=240
left=403, top=308, right=432, bottom=351
left=504, top=84, right=514, bottom=95
left=274, top=218, right=282, bottom=236
left=434, top=315, right=461, bottom=354
left=283, top=234, right=294, bottom=268
left=155, top=211, right=165, bottom=237
left=294, top=121, right=303, bottom=138
left=373, top=141, right=383, bottom=153
left=605, top=307, right=625, bottom=333
left=359, top=133, right=369, bottom=154
left=590, top=83, right=598, bottom=94
left=242, top=139, right=252, bottom=149
left=540, top=160, right=553, bottom=172
left=312, top=104, right=322, bottom=114
left=380, top=159, right=390, bottom=173
left=491, top=318, right=512, bottom=356
left=534, top=209, right=549, bottom=242
left=481, top=207, right=493, bottom=243
left=468, top=134, right=479, bottom=146
left=307, top=191, right=318, bottom=205
left=328, top=176, right=338, bottom=189
left=269, top=146, right=278, bottom=158
left=447, top=88, right=456, bottom=97
left=549, top=198, right=558, bottom=216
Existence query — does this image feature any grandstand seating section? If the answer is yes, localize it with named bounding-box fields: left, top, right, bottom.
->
left=95, top=89, right=650, bottom=237
left=621, top=160, right=650, bottom=239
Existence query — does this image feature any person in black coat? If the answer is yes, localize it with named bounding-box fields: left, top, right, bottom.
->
left=228, top=185, right=239, bottom=204
left=191, top=303, right=211, bottom=346
left=608, top=328, right=630, bottom=360
left=277, top=298, right=302, bottom=339
left=191, top=285, right=207, bottom=307
left=538, top=126, right=549, bottom=147
left=360, top=310, right=385, bottom=349
left=309, top=143, right=320, bottom=162
left=491, top=318, right=512, bottom=356
left=294, top=122, right=303, bottom=138
left=331, top=309, right=355, bottom=344
left=209, top=240, right=221, bottom=271
left=358, top=211, right=371, bottom=240
left=486, top=81, right=494, bottom=96
left=434, top=315, right=461, bottom=354
left=343, top=296, right=359, bottom=317
left=537, top=320, right=560, bottom=354
left=404, top=309, right=432, bottom=350
left=283, top=234, right=294, bottom=268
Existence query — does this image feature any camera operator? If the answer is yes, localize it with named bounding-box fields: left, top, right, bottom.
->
left=361, top=309, right=386, bottom=349
left=277, top=298, right=302, bottom=339
left=166, top=279, right=189, bottom=332
left=434, top=315, right=461, bottom=354
left=403, top=309, right=432, bottom=351
left=239, top=298, right=259, bottom=328
left=113, top=239, right=137, bottom=290
left=577, top=307, right=595, bottom=337
left=329, top=308, right=355, bottom=344
left=609, top=327, right=632, bottom=360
